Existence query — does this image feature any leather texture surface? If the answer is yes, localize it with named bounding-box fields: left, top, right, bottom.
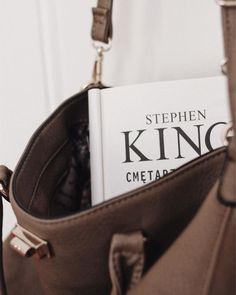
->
left=91, top=0, right=113, bottom=43
left=1, top=1, right=236, bottom=294
left=128, top=182, right=235, bottom=295
left=2, top=88, right=229, bottom=294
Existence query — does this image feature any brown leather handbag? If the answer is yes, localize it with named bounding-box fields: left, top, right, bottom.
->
left=0, top=1, right=235, bottom=294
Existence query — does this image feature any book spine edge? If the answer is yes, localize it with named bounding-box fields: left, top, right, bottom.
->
left=88, top=88, right=104, bottom=205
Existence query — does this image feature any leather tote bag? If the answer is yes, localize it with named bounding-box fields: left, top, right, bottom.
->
left=0, top=1, right=235, bottom=294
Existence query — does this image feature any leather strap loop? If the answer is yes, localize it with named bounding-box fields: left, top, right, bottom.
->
left=91, top=0, right=113, bottom=43
left=109, top=231, right=145, bottom=295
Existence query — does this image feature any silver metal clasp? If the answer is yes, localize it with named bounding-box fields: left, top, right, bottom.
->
left=82, top=39, right=112, bottom=90
left=10, top=224, right=51, bottom=259
left=91, top=39, right=111, bottom=86
left=0, top=182, right=8, bottom=199
left=222, top=122, right=234, bottom=146
left=221, top=58, right=228, bottom=75
left=92, top=46, right=104, bottom=85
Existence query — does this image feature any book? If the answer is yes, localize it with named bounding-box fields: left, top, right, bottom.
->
left=88, top=76, right=231, bottom=205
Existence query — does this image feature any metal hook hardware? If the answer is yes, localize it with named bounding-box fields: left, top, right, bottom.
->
left=10, top=224, right=51, bottom=259
left=222, top=122, right=234, bottom=146
left=90, top=39, right=112, bottom=86
left=221, top=58, right=228, bottom=75
left=0, top=182, right=8, bottom=200
left=92, top=47, right=104, bottom=85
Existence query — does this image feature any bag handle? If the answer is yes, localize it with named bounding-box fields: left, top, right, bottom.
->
left=91, top=0, right=113, bottom=44
left=220, top=0, right=236, bottom=158
left=217, top=0, right=236, bottom=207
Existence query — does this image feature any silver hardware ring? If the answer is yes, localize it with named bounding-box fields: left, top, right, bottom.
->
left=0, top=181, right=8, bottom=200
left=92, top=38, right=112, bottom=53
left=222, top=122, right=234, bottom=146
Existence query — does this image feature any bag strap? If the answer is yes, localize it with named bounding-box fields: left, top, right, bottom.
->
left=217, top=0, right=236, bottom=207
left=220, top=0, right=236, bottom=159
left=0, top=197, right=6, bottom=295
left=91, top=0, right=113, bottom=43
left=0, top=166, right=11, bottom=295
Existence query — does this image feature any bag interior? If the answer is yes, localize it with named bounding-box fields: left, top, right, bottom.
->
left=12, top=90, right=91, bottom=217
left=9, top=89, right=228, bottom=273
left=11, top=89, right=227, bottom=221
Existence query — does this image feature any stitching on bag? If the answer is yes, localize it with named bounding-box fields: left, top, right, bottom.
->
left=49, top=168, right=69, bottom=215
left=26, top=150, right=225, bottom=226
left=223, top=8, right=230, bottom=58
left=201, top=207, right=231, bottom=295
left=15, top=92, right=87, bottom=193
left=194, top=160, right=207, bottom=206
left=198, top=161, right=215, bottom=207
left=226, top=9, right=231, bottom=55
left=27, top=139, right=69, bottom=211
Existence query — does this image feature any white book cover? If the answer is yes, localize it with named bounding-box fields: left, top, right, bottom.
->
left=89, top=76, right=231, bottom=205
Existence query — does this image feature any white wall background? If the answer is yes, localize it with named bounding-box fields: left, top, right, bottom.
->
left=0, top=0, right=224, bottom=237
